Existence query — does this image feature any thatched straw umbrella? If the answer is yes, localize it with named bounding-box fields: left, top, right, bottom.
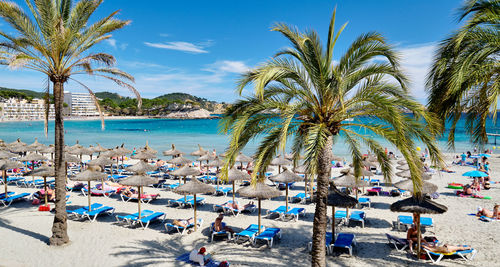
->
left=171, top=165, right=201, bottom=183
left=64, top=153, right=82, bottom=182
left=396, top=170, right=432, bottom=180
left=93, top=143, right=108, bottom=155
left=237, top=182, right=281, bottom=234
left=125, top=161, right=158, bottom=174
left=7, top=138, right=26, bottom=147
left=190, top=144, right=207, bottom=157
left=235, top=152, right=253, bottom=170
left=219, top=167, right=251, bottom=203
left=162, top=144, right=184, bottom=158
left=131, top=151, right=156, bottom=161
left=20, top=153, right=48, bottom=183
left=70, top=147, right=93, bottom=161
left=70, top=169, right=107, bottom=211
left=174, top=179, right=215, bottom=231
left=394, top=179, right=438, bottom=195
left=167, top=156, right=192, bottom=166
left=327, top=186, right=358, bottom=242
left=26, top=138, right=45, bottom=152
left=69, top=141, right=83, bottom=150
left=293, top=164, right=312, bottom=201
left=10, top=143, right=29, bottom=153
left=120, top=175, right=159, bottom=218
left=24, top=166, right=55, bottom=206
left=207, top=156, right=224, bottom=189
left=114, top=144, right=132, bottom=168
left=332, top=173, right=370, bottom=200
left=362, top=160, right=377, bottom=168
left=391, top=196, right=447, bottom=258
left=39, top=146, right=54, bottom=159
left=0, top=150, right=17, bottom=159
left=0, top=160, right=23, bottom=196
left=141, top=141, right=157, bottom=154
left=270, top=155, right=292, bottom=173
left=88, top=156, right=115, bottom=167
left=269, top=167, right=304, bottom=212
left=197, top=153, right=215, bottom=172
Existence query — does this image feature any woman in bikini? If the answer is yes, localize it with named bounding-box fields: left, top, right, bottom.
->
left=477, top=204, right=500, bottom=219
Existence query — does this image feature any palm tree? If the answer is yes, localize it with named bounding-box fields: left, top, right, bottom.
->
left=0, top=0, right=140, bottom=245
left=221, top=9, right=443, bottom=267
left=427, top=0, right=499, bottom=148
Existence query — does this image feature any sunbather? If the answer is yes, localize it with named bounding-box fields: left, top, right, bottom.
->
left=172, top=217, right=195, bottom=228
left=227, top=200, right=254, bottom=210
left=476, top=205, right=500, bottom=219
left=33, top=189, right=55, bottom=202
left=189, top=247, right=211, bottom=267
left=457, top=184, right=474, bottom=195
left=422, top=243, right=470, bottom=254
left=214, top=213, right=234, bottom=234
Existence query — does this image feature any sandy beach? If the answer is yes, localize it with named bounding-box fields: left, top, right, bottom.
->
left=0, top=152, right=498, bottom=267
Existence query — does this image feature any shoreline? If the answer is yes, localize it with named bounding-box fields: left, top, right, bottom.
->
left=0, top=115, right=221, bottom=123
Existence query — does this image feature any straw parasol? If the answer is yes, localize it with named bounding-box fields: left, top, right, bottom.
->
left=131, top=151, right=156, bottom=161
left=0, top=160, right=24, bottom=197
left=64, top=153, right=81, bottom=163
left=68, top=141, right=83, bottom=150
left=332, top=173, right=370, bottom=205
left=269, top=167, right=304, bottom=212
left=93, top=143, right=108, bottom=154
left=293, top=164, right=313, bottom=201
left=70, top=147, right=93, bottom=159
left=0, top=150, right=17, bottom=159
left=170, top=165, right=200, bottom=183
left=163, top=144, right=184, bottom=158
left=120, top=175, right=159, bottom=218
left=340, top=168, right=374, bottom=177
left=190, top=144, right=207, bottom=156
left=125, top=161, right=158, bottom=174
left=327, top=185, right=358, bottom=242
left=270, top=155, right=292, bottom=173
left=174, top=179, right=215, bottom=231
left=197, top=153, right=215, bottom=172
left=24, top=166, right=55, bottom=206
left=396, top=170, right=432, bottom=180
left=26, top=138, right=44, bottom=152
left=9, top=144, right=29, bottom=153
left=19, top=153, right=48, bottom=162
left=219, top=167, right=250, bottom=203
left=206, top=156, right=224, bottom=189
left=7, top=138, right=26, bottom=148
left=167, top=156, right=192, bottom=165
left=237, top=182, right=281, bottom=234
left=235, top=152, right=253, bottom=170
left=141, top=141, right=158, bottom=154
left=362, top=160, right=377, bottom=168
left=70, top=169, right=107, bottom=211
left=391, top=196, right=447, bottom=258
left=394, top=179, right=438, bottom=195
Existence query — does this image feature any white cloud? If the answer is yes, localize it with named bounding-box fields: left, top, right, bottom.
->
left=144, top=41, right=210, bottom=54
left=398, top=43, right=436, bottom=102
left=105, top=38, right=117, bottom=49
left=204, top=60, right=250, bottom=74
left=159, top=33, right=170, bottom=37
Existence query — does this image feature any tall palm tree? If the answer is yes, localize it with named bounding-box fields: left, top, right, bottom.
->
left=427, top=0, right=499, bottom=148
left=0, top=0, right=140, bottom=245
left=221, top=9, right=442, bottom=267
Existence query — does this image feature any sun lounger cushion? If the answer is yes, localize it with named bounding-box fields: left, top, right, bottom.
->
left=253, top=228, right=281, bottom=248
left=332, top=233, right=356, bottom=256
left=234, top=224, right=264, bottom=241
left=0, top=192, right=30, bottom=207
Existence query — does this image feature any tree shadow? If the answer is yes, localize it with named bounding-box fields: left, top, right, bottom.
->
left=0, top=209, right=49, bottom=244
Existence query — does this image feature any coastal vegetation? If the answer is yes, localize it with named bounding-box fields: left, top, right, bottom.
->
left=221, top=8, right=443, bottom=267
left=427, top=0, right=500, bottom=147
left=0, top=0, right=138, bottom=245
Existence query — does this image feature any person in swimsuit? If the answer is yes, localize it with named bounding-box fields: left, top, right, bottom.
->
left=477, top=205, right=500, bottom=219
left=214, top=213, right=234, bottom=235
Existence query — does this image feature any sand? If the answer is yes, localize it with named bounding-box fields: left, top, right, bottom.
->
left=0, top=153, right=498, bottom=267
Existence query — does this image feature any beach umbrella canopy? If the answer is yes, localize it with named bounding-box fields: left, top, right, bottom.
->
left=0, top=150, right=18, bottom=159
left=235, top=152, right=253, bottom=163
left=394, top=179, right=438, bottom=195
left=367, top=155, right=378, bottom=163
left=131, top=151, right=156, bottom=160
left=26, top=138, right=45, bottom=151
left=207, top=157, right=224, bottom=168
left=170, top=165, right=200, bottom=180
left=246, top=163, right=275, bottom=172
left=390, top=196, right=447, bottom=257
left=68, top=141, right=83, bottom=150
left=24, top=165, right=55, bottom=206
left=327, top=186, right=358, bottom=242
left=341, top=168, right=374, bottom=177
left=162, top=144, right=185, bottom=157
left=141, top=141, right=158, bottom=154
left=115, top=144, right=132, bottom=155
left=190, top=144, right=207, bottom=156
left=88, top=156, right=114, bottom=166
left=7, top=138, right=26, bottom=147
left=70, top=169, right=107, bottom=211
left=64, top=153, right=82, bottom=163
left=362, top=160, right=377, bottom=168
left=70, top=147, right=93, bottom=156
left=19, top=153, right=48, bottom=162
left=332, top=174, right=370, bottom=188
left=332, top=154, right=344, bottom=162
left=237, top=182, right=281, bottom=233
left=0, top=160, right=24, bottom=196
left=93, top=143, right=108, bottom=153
left=269, top=167, right=304, bottom=212
left=174, top=179, right=215, bottom=231
left=284, top=153, right=303, bottom=160
left=270, top=155, right=292, bottom=166
left=293, top=164, right=307, bottom=174
left=125, top=161, right=158, bottom=174
left=39, top=146, right=54, bottom=154
left=100, top=150, right=119, bottom=158
left=9, top=144, right=29, bottom=153
left=167, top=156, right=192, bottom=165
left=219, top=167, right=251, bottom=203
left=120, top=175, right=159, bottom=218
left=462, top=170, right=488, bottom=177
left=396, top=170, right=432, bottom=180
left=197, top=153, right=215, bottom=162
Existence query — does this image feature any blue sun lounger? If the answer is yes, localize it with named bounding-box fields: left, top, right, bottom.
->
left=0, top=192, right=30, bottom=207
left=0, top=192, right=14, bottom=199
left=3, top=176, right=24, bottom=185
left=176, top=252, right=227, bottom=267
left=116, top=210, right=154, bottom=224
left=67, top=203, right=103, bottom=218
left=253, top=227, right=281, bottom=248
left=164, top=218, right=203, bottom=235
left=292, top=192, right=311, bottom=203
left=349, top=211, right=366, bottom=227
left=168, top=196, right=194, bottom=207
left=163, top=182, right=181, bottom=190
left=308, top=232, right=334, bottom=254
left=215, top=187, right=232, bottom=196
left=397, top=215, right=433, bottom=231
left=358, top=197, right=371, bottom=209
left=283, top=207, right=306, bottom=221
left=210, top=222, right=232, bottom=241
left=132, top=211, right=166, bottom=229
left=267, top=206, right=287, bottom=218
left=234, top=224, right=264, bottom=242
left=424, top=247, right=477, bottom=263
left=68, top=203, right=114, bottom=222
left=385, top=233, right=409, bottom=251
left=21, top=179, right=43, bottom=187
left=331, top=233, right=356, bottom=256
left=183, top=197, right=205, bottom=208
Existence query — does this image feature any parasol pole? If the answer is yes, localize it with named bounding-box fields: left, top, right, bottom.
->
left=285, top=184, right=289, bottom=212
left=3, top=170, right=7, bottom=196
left=232, top=181, right=236, bottom=204
left=87, top=181, right=92, bottom=211
left=138, top=186, right=142, bottom=218
left=43, top=176, right=48, bottom=206
left=258, top=198, right=262, bottom=234
left=194, top=194, right=198, bottom=231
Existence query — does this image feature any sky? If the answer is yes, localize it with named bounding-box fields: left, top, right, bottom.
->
left=0, top=0, right=465, bottom=103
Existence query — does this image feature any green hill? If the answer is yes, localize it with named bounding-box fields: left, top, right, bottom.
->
left=0, top=87, right=48, bottom=100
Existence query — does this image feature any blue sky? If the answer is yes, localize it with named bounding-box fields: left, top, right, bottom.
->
left=0, top=0, right=464, bottom=103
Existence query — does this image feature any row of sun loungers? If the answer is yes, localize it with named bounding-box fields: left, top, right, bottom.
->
left=307, top=232, right=357, bottom=256
left=232, top=224, right=281, bottom=248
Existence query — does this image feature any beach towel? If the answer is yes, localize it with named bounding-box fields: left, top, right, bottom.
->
left=176, top=252, right=226, bottom=267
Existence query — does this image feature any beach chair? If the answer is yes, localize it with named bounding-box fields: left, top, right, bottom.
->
left=424, top=247, right=477, bottom=264
left=397, top=215, right=433, bottom=231
left=79, top=206, right=115, bottom=222
left=116, top=210, right=154, bottom=225
left=175, top=252, right=227, bottom=267
left=385, top=233, right=409, bottom=251
left=292, top=192, right=311, bottom=203
left=81, top=187, right=115, bottom=197
left=132, top=212, right=166, bottom=229
left=181, top=197, right=205, bottom=208
left=330, top=233, right=356, bottom=256
left=308, top=232, right=334, bottom=254
left=163, top=182, right=180, bottom=190
left=0, top=192, right=30, bottom=207
left=21, top=179, right=43, bottom=188
left=4, top=176, right=24, bottom=185
left=253, top=227, right=281, bottom=248
left=0, top=192, right=14, bottom=199
left=334, top=210, right=348, bottom=225
left=224, top=203, right=256, bottom=217
left=267, top=206, right=287, bottom=218
left=215, top=187, right=232, bottom=196
left=349, top=211, right=366, bottom=227
left=67, top=203, right=103, bottom=219
left=164, top=218, right=203, bottom=235
left=283, top=207, right=306, bottom=221
left=234, top=224, right=264, bottom=242
left=168, top=196, right=194, bottom=207
left=358, top=197, right=371, bottom=209
left=210, top=222, right=232, bottom=241
left=120, top=193, right=160, bottom=203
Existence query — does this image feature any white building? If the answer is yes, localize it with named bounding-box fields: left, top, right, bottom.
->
left=63, top=91, right=100, bottom=117
left=0, top=98, right=55, bottom=120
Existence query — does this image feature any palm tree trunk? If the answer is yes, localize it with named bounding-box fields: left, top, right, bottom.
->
left=49, top=80, right=69, bottom=246
left=311, top=135, right=333, bottom=267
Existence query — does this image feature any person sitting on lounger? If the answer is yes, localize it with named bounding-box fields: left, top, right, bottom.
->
left=214, top=213, right=234, bottom=234
left=33, top=189, right=56, bottom=202
left=422, top=243, right=470, bottom=254
left=407, top=223, right=423, bottom=252
left=476, top=204, right=500, bottom=219
left=189, top=247, right=211, bottom=266
left=173, top=217, right=195, bottom=228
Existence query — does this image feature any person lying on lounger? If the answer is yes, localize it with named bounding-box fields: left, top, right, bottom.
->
left=214, top=213, right=234, bottom=234
left=34, top=189, right=55, bottom=202
left=173, top=217, right=195, bottom=228
left=121, top=187, right=159, bottom=199
left=476, top=204, right=500, bottom=219
left=422, top=243, right=470, bottom=254
left=226, top=200, right=254, bottom=210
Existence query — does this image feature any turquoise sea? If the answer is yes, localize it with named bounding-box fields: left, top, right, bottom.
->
left=0, top=116, right=498, bottom=158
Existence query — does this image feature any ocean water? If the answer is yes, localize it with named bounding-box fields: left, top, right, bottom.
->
left=0, top=116, right=498, bottom=159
